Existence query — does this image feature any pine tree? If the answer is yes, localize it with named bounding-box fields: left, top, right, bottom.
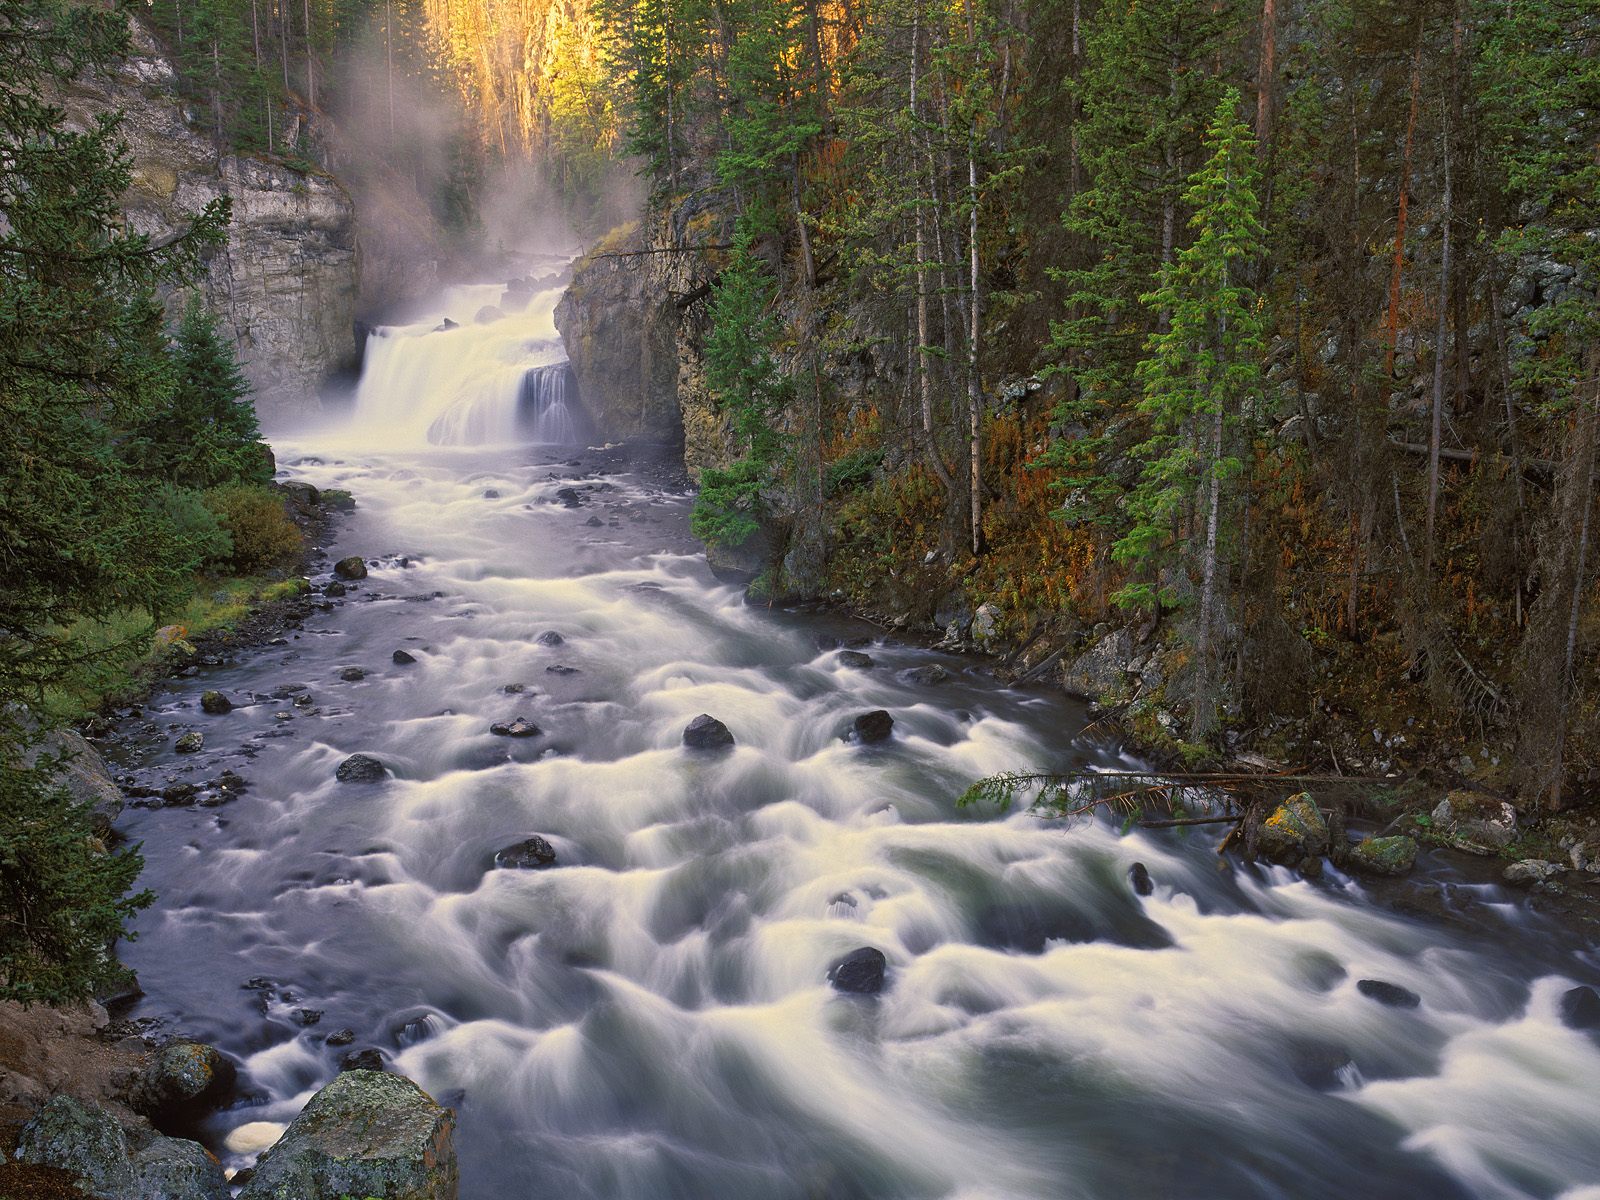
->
left=1115, top=89, right=1266, bottom=738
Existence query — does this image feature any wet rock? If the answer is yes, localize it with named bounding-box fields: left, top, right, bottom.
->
left=837, top=650, right=875, bottom=669
left=1503, top=859, right=1565, bottom=888
left=1357, top=979, right=1421, bottom=1009
left=434, top=317, right=458, bottom=332
left=1257, top=793, right=1330, bottom=864
left=534, top=630, right=564, bottom=646
left=503, top=683, right=527, bottom=694
left=1287, top=1040, right=1358, bottom=1091
left=903, top=664, right=950, bottom=686
left=174, top=731, right=204, bottom=754
left=1347, top=835, right=1418, bottom=877
left=851, top=710, right=894, bottom=744
left=324, top=580, right=347, bottom=597
left=492, top=836, right=558, bottom=869
left=338, top=1048, right=385, bottom=1073
left=828, top=947, right=888, bottom=995
left=393, top=649, right=417, bottom=665
left=332, top=556, right=368, bottom=580
left=483, top=489, right=500, bottom=499
left=16, top=1095, right=229, bottom=1200
left=130, top=1040, right=238, bottom=1128
left=292, top=1009, right=323, bottom=1027
left=554, top=487, right=584, bottom=507
left=1129, top=862, right=1154, bottom=897
left=324, top=1028, right=356, bottom=1046
left=335, top=754, right=387, bottom=784
left=292, top=694, right=313, bottom=709
left=683, top=713, right=734, bottom=751
left=489, top=718, right=541, bottom=738
left=1560, top=985, right=1600, bottom=1030
left=199, top=691, right=232, bottom=715
left=545, top=664, right=580, bottom=676
left=238, top=1070, right=456, bottom=1200
left=584, top=514, right=604, bottom=527
left=280, top=480, right=320, bottom=507
left=338, top=666, right=365, bottom=681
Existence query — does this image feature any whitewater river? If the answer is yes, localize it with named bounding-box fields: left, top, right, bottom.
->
left=115, top=269, right=1600, bottom=1200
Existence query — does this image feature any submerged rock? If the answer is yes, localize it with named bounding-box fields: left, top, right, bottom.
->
left=1347, top=835, right=1418, bottom=877
left=238, top=1070, right=457, bottom=1200
left=199, top=690, right=232, bottom=715
left=1356, top=979, right=1421, bottom=1009
left=535, top=630, right=565, bottom=646
left=393, top=649, right=418, bottom=665
left=1561, top=985, right=1600, bottom=1030
left=903, top=664, right=950, bottom=686
left=338, top=666, right=365, bottom=681
left=16, top=1095, right=228, bottom=1200
left=683, top=713, right=734, bottom=751
left=851, top=710, right=894, bottom=744
left=174, top=731, right=204, bottom=754
left=1257, top=793, right=1330, bottom=864
left=332, top=556, right=368, bottom=580
left=1129, top=862, right=1154, bottom=897
left=493, top=835, right=558, bottom=869
left=489, top=718, right=541, bottom=738
left=828, top=947, right=888, bottom=995
left=335, top=754, right=387, bottom=784
left=837, top=650, right=875, bottom=669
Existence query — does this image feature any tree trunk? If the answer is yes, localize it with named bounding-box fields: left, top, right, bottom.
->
left=1385, top=29, right=1424, bottom=377
left=1425, top=122, right=1452, bottom=577
left=910, top=4, right=957, bottom=503
left=303, top=0, right=315, bottom=110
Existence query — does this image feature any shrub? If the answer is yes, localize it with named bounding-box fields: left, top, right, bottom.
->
left=152, top=484, right=232, bottom=571
left=204, top=485, right=303, bottom=572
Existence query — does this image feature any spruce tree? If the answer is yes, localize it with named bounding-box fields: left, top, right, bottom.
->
left=1116, top=89, right=1266, bottom=738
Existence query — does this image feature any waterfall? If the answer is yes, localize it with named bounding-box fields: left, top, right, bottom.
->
left=347, top=275, right=587, bottom=448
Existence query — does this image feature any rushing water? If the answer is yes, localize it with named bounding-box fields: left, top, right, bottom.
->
left=115, top=271, right=1600, bottom=1200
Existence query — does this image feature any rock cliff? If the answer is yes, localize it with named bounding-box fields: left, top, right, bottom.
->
left=57, top=20, right=360, bottom=427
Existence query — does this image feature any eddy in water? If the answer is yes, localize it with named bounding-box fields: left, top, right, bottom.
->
left=115, top=267, right=1600, bottom=1200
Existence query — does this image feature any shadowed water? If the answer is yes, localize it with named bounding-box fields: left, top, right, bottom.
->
left=116, top=275, right=1600, bottom=1200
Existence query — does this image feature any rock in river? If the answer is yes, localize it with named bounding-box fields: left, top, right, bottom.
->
left=1560, top=985, right=1600, bottom=1030
left=335, top=754, right=387, bottom=784
left=200, top=690, right=232, bottom=714
left=683, top=713, right=734, bottom=751
left=494, top=835, right=558, bottom=869
left=837, top=650, right=875, bottom=669
left=1257, top=793, right=1329, bottom=864
left=238, top=1070, right=457, bottom=1200
left=174, top=731, right=204, bottom=754
left=1129, top=862, right=1154, bottom=897
left=1356, top=979, right=1421, bottom=1009
left=851, top=710, right=894, bottom=744
left=535, top=630, right=564, bottom=646
left=828, top=947, right=888, bottom=995
left=332, top=556, right=368, bottom=580
left=1347, top=835, right=1418, bottom=877
left=393, top=649, right=418, bottom=665
left=489, top=718, right=541, bottom=738
left=130, top=1040, right=238, bottom=1129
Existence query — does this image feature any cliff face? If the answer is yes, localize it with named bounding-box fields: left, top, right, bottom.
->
left=58, top=21, right=360, bottom=428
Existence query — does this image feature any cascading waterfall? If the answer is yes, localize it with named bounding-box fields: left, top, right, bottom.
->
left=349, top=271, right=585, bottom=449
left=113, top=266, right=1600, bottom=1200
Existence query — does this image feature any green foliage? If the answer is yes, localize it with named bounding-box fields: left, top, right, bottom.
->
left=690, top=459, right=764, bottom=548
left=204, top=485, right=304, bottom=572
left=824, top=446, right=883, bottom=497
left=134, top=296, right=270, bottom=489
left=153, top=484, right=235, bottom=570
left=0, top=741, right=152, bottom=1006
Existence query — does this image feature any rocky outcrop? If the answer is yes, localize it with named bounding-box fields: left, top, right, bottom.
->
left=57, top=19, right=360, bottom=426
left=238, top=1069, right=458, bottom=1200
left=20, top=729, right=123, bottom=837
left=14, top=1095, right=228, bottom=1200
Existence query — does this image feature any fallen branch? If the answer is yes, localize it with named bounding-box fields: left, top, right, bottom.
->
left=1389, top=439, right=1555, bottom=476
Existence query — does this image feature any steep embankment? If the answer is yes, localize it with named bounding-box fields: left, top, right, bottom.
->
left=56, top=20, right=360, bottom=427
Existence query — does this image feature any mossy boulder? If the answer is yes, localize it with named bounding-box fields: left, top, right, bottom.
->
left=1257, top=793, right=1329, bottom=863
left=237, top=1070, right=457, bottom=1200
left=1347, top=835, right=1418, bottom=877
left=130, top=1040, right=238, bottom=1128
left=16, top=1095, right=228, bottom=1200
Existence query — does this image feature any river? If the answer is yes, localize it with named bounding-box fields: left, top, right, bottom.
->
left=114, top=269, right=1600, bottom=1200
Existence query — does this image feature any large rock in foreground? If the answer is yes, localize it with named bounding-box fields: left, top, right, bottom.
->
left=1257, top=793, right=1329, bottom=864
left=239, top=1070, right=457, bottom=1200
left=15, top=1094, right=228, bottom=1200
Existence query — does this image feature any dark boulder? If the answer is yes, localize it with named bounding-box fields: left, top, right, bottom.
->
left=129, top=1041, right=238, bottom=1129
left=238, top=1070, right=456, bottom=1200
left=280, top=480, right=320, bottom=507
left=339, top=666, right=365, bottom=681
left=338, top=1048, right=385, bottom=1073
left=493, top=836, right=558, bottom=869
left=333, top=556, right=368, bottom=580
left=837, top=650, right=875, bottom=669
left=535, top=630, right=564, bottom=646
left=1560, top=985, right=1600, bottom=1030
left=324, top=1028, right=356, bottom=1047
left=828, top=947, right=888, bottom=995
left=903, top=664, right=950, bottom=686
left=335, top=754, right=387, bottom=784
left=199, top=691, right=232, bottom=715
left=489, top=718, right=541, bottom=738
left=554, top=487, right=584, bottom=507
left=683, top=714, right=734, bottom=751
left=324, top=580, right=347, bottom=597
left=174, top=731, right=203, bottom=754
left=393, top=649, right=417, bottom=665
left=1357, top=979, right=1421, bottom=1009
left=545, top=664, right=580, bottom=676
left=852, top=710, right=894, bottom=744
left=1129, top=862, right=1154, bottom=897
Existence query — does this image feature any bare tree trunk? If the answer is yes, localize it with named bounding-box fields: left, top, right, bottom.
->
left=1385, top=29, right=1423, bottom=377
left=911, top=4, right=957, bottom=502
left=1552, top=380, right=1599, bottom=809
left=1256, top=0, right=1275, bottom=149
left=964, top=0, right=984, bottom=556
left=303, top=0, right=315, bottom=110
left=1425, top=122, right=1452, bottom=576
